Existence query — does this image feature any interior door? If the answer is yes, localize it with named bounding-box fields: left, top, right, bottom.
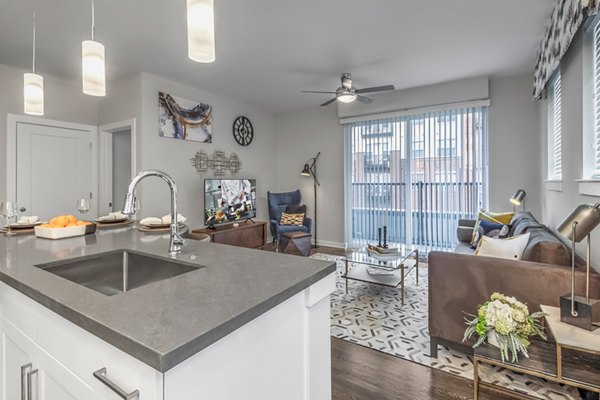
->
left=16, top=122, right=97, bottom=220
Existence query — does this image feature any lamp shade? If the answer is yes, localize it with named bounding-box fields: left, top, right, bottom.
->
left=187, top=0, right=215, bottom=63
left=301, top=164, right=311, bottom=176
left=23, top=73, right=44, bottom=116
left=82, top=40, right=106, bottom=96
left=557, top=203, right=600, bottom=242
left=510, top=189, right=526, bottom=206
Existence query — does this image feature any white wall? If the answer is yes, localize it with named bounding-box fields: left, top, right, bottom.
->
left=274, top=74, right=541, bottom=246
left=488, top=75, right=541, bottom=217
left=273, top=107, right=344, bottom=247
left=537, top=30, right=600, bottom=270
left=137, top=73, right=277, bottom=228
left=0, top=63, right=99, bottom=204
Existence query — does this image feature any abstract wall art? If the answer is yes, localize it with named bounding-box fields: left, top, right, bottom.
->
left=159, top=91, right=212, bottom=142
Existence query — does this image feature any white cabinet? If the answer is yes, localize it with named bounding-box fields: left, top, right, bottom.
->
left=0, top=318, right=98, bottom=400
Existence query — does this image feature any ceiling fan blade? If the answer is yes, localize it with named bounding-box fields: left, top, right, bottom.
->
left=356, top=95, right=373, bottom=104
left=320, top=97, right=338, bottom=107
left=356, top=85, right=395, bottom=94
left=302, top=90, right=337, bottom=94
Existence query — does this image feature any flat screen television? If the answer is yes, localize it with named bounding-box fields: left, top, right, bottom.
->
left=204, top=179, right=257, bottom=227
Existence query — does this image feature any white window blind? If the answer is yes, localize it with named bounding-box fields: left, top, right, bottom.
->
left=593, top=21, right=600, bottom=174
left=343, top=107, right=488, bottom=251
left=548, top=71, right=562, bottom=180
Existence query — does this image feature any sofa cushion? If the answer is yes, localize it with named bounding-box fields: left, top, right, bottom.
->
left=475, top=233, right=530, bottom=260
left=521, top=228, right=571, bottom=266
left=471, top=219, right=510, bottom=249
left=510, top=211, right=544, bottom=236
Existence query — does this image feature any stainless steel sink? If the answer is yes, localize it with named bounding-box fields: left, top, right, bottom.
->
left=36, top=250, right=202, bottom=296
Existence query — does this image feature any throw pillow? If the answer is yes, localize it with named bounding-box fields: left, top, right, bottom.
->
left=286, top=204, right=307, bottom=215
left=470, top=219, right=510, bottom=249
left=475, top=233, right=530, bottom=260
left=280, top=212, right=305, bottom=226
left=470, top=210, right=515, bottom=246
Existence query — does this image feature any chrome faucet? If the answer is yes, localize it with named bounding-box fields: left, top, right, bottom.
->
left=122, top=170, right=185, bottom=256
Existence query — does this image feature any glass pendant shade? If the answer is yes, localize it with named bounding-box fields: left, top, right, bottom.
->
left=337, top=93, right=357, bottom=103
left=23, top=73, right=44, bottom=116
left=187, top=0, right=215, bottom=63
left=82, top=40, right=106, bottom=96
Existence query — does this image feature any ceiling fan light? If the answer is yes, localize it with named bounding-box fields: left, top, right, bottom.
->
left=24, top=73, right=44, bottom=115
left=82, top=40, right=106, bottom=96
left=337, top=93, right=357, bottom=103
left=187, top=0, right=215, bottom=63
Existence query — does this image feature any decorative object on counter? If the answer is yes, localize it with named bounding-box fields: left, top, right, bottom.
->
left=557, top=203, right=600, bottom=331
left=122, top=170, right=185, bottom=256
left=187, top=0, right=215, bottom=63
left=232, top=116, right=254, bottom=146
left=140, top=214, right=187, bottom=230
left=159, top=92, right=212, bottom=142
left=95, top=211, right=129, bottom=224
left=0, top=201, right=18, bottom=236
left=24, top=11, right=44, bottom=116
left=34, top=215, right=94, bottom=239
left=190, top=150, right=242, bottom=177
left=82, top=0, right=106, bottom=97
left=510, top=189, right=526, bottom=212
left=463, top=292, right=546, bottom=363
left=301, top=152, right=320, bottom=248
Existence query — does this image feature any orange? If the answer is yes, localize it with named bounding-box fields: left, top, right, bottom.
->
left=66, top=223, right=78, bottom=227
left=66, top=215, right=77, bottom=224
left=76, top=221, right=86, bottom=226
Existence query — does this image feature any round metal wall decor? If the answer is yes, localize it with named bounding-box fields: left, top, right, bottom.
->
left=232, top=116, right=254, bottom=146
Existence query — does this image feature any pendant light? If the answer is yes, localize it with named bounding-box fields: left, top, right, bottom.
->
left=187, top=0, right=215, bottom=63
left=24, top=11, right=44, bottom=116
left=82, top=0, right=106, bottom=96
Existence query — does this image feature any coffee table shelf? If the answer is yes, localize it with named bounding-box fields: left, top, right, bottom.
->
left=341, top=246, right=418, bottom=304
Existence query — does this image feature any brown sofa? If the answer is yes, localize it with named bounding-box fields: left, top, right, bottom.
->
left=428, top=212, right=600, bottom=357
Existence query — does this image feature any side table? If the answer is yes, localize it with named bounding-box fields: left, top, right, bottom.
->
left=473, top=305, right=600, bottom=399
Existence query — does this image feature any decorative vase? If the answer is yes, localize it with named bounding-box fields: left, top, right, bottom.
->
left=487, top=332, right=500, bottom=348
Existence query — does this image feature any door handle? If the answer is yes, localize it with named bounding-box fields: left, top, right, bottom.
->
left=19, top=207, right=26, bottom=212
left=26, top=369, right=38, bottom=400
left=93, top=368, right=139, bottom=399
left=21, top=363, right=32, bottom=400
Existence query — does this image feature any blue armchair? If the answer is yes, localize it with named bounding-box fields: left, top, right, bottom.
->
left=267, top=190, right=312, bottom=244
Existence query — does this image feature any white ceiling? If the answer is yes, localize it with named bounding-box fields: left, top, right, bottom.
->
left=0, top=0, right=555, bottom=114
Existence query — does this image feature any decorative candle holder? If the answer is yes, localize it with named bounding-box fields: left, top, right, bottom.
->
left=383, top=226, right=388, bottom=248
left=378, top=228, right=382, bottom=247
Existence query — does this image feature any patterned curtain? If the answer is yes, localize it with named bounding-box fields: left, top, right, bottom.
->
left=533, top=0, right=596, bottom=99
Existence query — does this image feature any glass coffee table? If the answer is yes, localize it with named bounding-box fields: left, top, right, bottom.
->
left=341, top=246, right=419, bottom=304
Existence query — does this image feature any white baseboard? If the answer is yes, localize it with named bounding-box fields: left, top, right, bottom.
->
left=315, top=240, right=345, bottom=249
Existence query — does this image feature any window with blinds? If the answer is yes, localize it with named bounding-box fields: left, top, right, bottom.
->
left=343, top=107, right=488, bottom=251
left=593, top=21, right=600, bottom=175
left=547, top=71, right=562, bottom=181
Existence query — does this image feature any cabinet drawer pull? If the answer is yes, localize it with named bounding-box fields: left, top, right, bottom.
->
left=20, top=363, right=32, bottom=400
left=26, top=369, right=38, bottom=400
left=93, top=368, right=139, bottom=400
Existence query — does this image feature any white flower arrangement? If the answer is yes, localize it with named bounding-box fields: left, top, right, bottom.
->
left=463, top=293, right=546, bottom=362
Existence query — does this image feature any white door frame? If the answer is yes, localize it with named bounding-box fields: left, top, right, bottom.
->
left=98, top=118, right=137, bottom=215
left=6, top=114, right=99, bottom=213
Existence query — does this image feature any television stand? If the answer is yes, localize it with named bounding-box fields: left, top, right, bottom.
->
left=245, top=218, right=256, bottom=224
left=192, top=220, right=267, bottom=249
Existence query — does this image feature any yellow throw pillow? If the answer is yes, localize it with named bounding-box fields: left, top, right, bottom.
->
left=280, top=212, right=305, bottom=226
left=470, top=210, right=515, bottom=246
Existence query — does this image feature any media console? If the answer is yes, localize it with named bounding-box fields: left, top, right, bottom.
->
left=192, top=220, right=267, bottom=249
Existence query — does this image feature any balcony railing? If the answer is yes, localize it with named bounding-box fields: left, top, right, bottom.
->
left=351, top=181, right=482, bottom=249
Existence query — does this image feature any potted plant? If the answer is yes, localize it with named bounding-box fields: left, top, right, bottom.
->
left=463, top=293, right=546, bottom=363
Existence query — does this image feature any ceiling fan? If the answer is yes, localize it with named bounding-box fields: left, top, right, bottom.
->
left=302, top=73, right=395, bottom=107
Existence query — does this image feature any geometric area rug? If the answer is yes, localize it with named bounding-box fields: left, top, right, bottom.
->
left=310, top=253, right=580, bottom=400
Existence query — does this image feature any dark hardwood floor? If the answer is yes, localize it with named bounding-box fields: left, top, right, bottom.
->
left=331, top=337, right=521, bottom=400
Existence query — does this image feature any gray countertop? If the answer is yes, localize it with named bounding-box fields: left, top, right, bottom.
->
left=0, top=227, right=336, bottom=372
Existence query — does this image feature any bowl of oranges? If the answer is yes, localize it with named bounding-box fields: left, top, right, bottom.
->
left=34, top=215, right=95, bottom=240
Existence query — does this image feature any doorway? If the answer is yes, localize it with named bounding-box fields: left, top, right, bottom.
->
left=98, top=119, right=137, bottom=216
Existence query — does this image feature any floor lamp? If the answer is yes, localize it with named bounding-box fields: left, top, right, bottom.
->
left=301, top=152, right=320, bottom=248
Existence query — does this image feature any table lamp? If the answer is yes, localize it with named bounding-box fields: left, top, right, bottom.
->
left=510, top=189, right=526, bottom=212
left=557, top=203, right=600, bottom=331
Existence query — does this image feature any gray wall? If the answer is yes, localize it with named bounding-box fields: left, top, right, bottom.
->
left=274, top=74, right=541, bottom=247
left=112, top=129, right=132, bottom=211
left=537, top=30, right=600, bottom=269
left=0, top=63, right=99, bottom=203
left=137, top=73, right=277, bottom=228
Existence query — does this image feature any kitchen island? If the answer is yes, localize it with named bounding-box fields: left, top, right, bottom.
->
left=0, top=227, right=336, bottom=399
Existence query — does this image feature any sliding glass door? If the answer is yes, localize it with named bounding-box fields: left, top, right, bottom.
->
left=344, top=106, right=488, bottom=251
